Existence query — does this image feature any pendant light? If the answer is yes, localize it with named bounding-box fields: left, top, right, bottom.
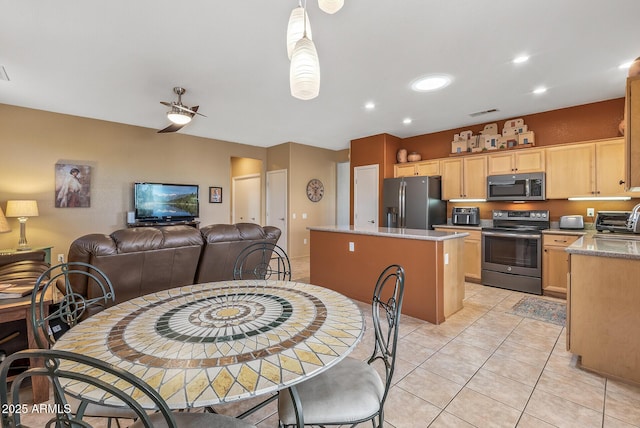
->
left=290, top=35, right=320, bottom=100
left=286, top=1, right=312, bottom=60
left=318, top=0, right=344, bottom=14
left=290, top=3, right=320, bottom=100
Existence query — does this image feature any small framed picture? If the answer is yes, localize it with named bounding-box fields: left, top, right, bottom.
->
left=209, top=186, right=222, bottom=203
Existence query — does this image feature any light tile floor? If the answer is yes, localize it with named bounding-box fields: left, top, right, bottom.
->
left=17, top=256, right=640, bottom=427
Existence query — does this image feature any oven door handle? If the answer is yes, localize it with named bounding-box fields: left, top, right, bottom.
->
left=482, top=231, right=542, bottom=239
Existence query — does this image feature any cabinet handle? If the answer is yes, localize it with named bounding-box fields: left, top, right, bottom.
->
left=619, top=180, right=626, bottom=185
left=554, top=239, right=568, bottom=243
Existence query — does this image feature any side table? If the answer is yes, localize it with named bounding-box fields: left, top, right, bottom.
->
left=0, top=288, right=53, bottom=403
left=0, top=246, right=53, bottom=265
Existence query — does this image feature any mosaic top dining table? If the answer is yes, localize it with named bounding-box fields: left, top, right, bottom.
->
left=51, top=279, right=365, bottom=410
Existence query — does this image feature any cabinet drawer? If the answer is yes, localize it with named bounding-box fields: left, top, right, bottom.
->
left=543, top=234, right=580, bottom=248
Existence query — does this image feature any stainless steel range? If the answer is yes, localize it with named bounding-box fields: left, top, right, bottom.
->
left=481, top=209, right=549, bottom=295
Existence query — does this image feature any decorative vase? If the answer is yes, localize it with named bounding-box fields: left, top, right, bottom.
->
left=407, top=152, right=422, bottom=162
left=397, top=148, right=408, bottom=163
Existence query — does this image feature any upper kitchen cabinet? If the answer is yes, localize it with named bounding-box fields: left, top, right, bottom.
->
left=487, top=148, right=545, bottom=175
left=626, top=75, right=640, bottom=190
left=440, top=155, right=487, bottom=200
left=394, top=160, right=439, bottom=177
left=546, top=138, right=629, bottom=199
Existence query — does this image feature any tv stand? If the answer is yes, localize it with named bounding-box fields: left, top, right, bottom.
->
left=128, top=220, right=200, bottom=229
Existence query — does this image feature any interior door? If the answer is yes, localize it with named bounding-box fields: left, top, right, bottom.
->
left=354, top=164, right=379, bottom=229
left=266, top=169, right=288, bottom=252
left=233, top=174, right=261, bottom=224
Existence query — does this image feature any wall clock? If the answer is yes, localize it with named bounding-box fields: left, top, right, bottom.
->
left=306, top=178, right=324, bottom=202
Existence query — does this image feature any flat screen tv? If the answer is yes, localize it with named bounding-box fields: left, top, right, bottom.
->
left=134, top=182, right=199, bottom=221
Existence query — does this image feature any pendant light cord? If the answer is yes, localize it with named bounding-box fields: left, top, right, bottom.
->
left=302, top=0, right=308, bottom=37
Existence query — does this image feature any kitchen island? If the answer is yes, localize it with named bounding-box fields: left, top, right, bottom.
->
left=566, top=233, right=640, bottom=385
left=308, top=225, right=467, bottom=324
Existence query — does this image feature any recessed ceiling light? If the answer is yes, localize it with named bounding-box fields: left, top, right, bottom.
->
left=411, top=74, right=451, bottom=92
left=364, top=102, right=375, bottom=110
left=403, top=118, right=412, bottom=125
left=533, top=87, right=547, bottom=94
left=513, top=55, right=529, bottom=64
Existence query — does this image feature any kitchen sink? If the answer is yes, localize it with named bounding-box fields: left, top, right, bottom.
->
left=593, top=232, right=640, bottom=241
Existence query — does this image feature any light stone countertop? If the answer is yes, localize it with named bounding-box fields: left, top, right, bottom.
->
left=307, top=225, right=469, bottom=241
left=543, top=228, right=589, bottom=237
left=433, top=224, right=483, bottom=231
left=566, top=231, right=640, bottom=260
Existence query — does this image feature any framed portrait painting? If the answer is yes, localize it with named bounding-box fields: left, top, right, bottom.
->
left=55, top=163, right=91, bottom=208
left=209, top=186, right=222, bottom=203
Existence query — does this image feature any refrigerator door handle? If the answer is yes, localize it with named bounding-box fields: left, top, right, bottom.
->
left=399, top=180, right=406, bottom=228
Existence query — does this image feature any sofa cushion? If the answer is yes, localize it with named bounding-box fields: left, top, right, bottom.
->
left=195, top=223, right=281, bottom=283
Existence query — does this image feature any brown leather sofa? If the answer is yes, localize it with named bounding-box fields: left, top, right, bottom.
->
left=67, top=223, right=281, bottom=309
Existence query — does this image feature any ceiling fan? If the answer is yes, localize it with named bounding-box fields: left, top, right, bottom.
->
left=158, top=87, right=206, bottom=133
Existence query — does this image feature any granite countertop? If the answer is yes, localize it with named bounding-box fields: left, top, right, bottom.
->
left=543, top=228, right=589, bottom=236
left=433, top=224, right=483, bottom=231
left=566, top=231, right=640, bottom=260
left=307, top=225, right=469, bottom=241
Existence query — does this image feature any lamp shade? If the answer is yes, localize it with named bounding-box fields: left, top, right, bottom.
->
left=290, top=35, right=320, bottom=100
left=286, top=3, right=312, bottom=60
left=0, top=208, right=10, bottom=233
left=167, top=110, right=192, bottom=125
left=6, top=200, right=39, bottom=218
left=318, top=0, right=344, bottom=14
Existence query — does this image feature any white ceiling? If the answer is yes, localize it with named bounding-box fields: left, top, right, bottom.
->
left=1, top=1, right=639, bottom=151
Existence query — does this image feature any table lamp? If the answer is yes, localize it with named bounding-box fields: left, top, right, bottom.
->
left=0, top=207, right=10, bottom=234
left=5, top=200, right=39, bottom=250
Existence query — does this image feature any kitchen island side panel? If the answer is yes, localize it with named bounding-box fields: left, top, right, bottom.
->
left=310, top=230, right=454, bottom=324
left=569, top=254, right=640, bottom=385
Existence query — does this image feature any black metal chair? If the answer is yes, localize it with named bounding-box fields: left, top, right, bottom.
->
left=277, top=264, right=405, bottom=428
left=31, top=262, right=116, bottom=349
left=233, top=242, right=292, bottom=281
left=0, top=348, right=256, bottom=428
left=30, top=262, right=135, bottom=426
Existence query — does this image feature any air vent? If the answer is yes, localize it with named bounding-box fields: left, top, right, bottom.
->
left=0, top=66, right=9, bottom=81
left=469, top=108, right=498, bottom=117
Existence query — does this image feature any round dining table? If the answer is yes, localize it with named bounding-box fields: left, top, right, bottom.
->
left=52, top=280, right=365, bottom=410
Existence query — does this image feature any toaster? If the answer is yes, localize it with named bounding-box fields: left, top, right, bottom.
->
left=559, top=215, right=584, bottom=230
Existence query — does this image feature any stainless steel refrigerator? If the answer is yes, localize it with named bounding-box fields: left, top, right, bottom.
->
left=382, top=176, right=446, bottom=229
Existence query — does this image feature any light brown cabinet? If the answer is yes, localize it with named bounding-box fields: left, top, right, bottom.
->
left=545, top=138, right=628, bottom=199
left=487, top=148, right=545, bottom=175
left=394, top=160, right=439, bottom=177
left=542, top=233, right=581, bottom=299
left=440, top=156, right=487, bottom=200
left=434, top=228, right=481, bottom=282
left=625, top=75, right=640, bottom=190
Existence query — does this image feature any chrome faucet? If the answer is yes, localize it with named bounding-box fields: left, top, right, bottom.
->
left=629, top=203, right=640, bottom=233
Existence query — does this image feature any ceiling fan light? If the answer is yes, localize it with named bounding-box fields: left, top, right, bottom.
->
left=290, top=36, right=320, bottom=100
left=167, top=109, right=192, bottom=125
left=318, top=0, right=343, bottom=14
left=286, top=4, right=313, bottom=60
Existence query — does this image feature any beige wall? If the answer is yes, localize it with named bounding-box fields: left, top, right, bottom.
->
left=266, top=143, right=348, bottom=258
left=0, top=104, right=267, bottom=258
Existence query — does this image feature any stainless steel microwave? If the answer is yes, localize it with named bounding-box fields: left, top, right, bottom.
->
left=486, top=172, right=545, bottom=201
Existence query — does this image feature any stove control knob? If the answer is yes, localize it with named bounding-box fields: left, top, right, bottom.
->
left=535, top=213, right=541, bottom=218
left=542, top=213, right=547, bottom=218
